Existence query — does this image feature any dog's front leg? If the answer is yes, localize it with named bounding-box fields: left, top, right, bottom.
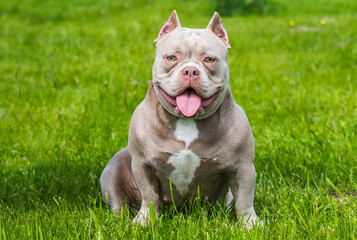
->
left=229, top=162, right=258, bottom=228
left=131, top=153, right=160, bottom=227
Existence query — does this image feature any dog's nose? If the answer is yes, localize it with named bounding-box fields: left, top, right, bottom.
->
left=181, top=66, right=200, bottom=81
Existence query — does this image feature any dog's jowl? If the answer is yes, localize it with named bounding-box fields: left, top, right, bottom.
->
left=100, top=10, right=258, bottom=228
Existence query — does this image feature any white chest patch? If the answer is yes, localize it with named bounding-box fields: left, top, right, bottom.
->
left=174, top=118, right=199, bottom=147
left=168, top=150, right=201, bottom=195
left=169, top=119, right=201, bottom=195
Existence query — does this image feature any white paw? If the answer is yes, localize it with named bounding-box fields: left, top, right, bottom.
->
left=132, top=210, right=150, bottom=227
left=240, top=214, right=262, bottom=229
left=132, top=208, right=159, bottom=227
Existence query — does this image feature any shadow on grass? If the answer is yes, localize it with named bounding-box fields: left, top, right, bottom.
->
left=1, top=156, right=106, bottom=208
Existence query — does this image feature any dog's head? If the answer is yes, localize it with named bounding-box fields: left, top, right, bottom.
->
left=152, top=11, right=231, bottom=119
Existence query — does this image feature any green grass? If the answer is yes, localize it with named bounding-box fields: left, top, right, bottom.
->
left=1, top=0, right=357, bottom=238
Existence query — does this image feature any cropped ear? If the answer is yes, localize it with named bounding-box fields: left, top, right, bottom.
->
left=154, top=10, right=181, bottom=44
left=207, top=12, right=231, bottom=49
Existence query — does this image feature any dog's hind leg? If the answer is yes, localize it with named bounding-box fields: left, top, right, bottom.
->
left=100, top=147, right=142, bottom=211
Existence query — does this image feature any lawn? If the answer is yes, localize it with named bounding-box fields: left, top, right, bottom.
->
left=0, top=0, right=356, bottom=238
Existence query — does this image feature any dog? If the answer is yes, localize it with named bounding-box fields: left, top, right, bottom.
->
left=100, top=10, right=258, bottom=228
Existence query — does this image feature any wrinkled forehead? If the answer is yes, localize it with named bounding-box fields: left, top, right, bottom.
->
left=155, top=28, right=228, bottom=57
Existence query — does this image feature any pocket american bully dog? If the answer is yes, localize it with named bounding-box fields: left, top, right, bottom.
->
left=100, top=10, right=258, bottom=228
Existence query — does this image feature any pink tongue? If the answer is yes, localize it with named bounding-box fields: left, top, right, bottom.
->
left=176, top=89, right=202, bottom=117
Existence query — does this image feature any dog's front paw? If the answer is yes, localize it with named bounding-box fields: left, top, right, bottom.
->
left=132, top=211, right=150, bottom=227
left=132, top=208, right=158, bottom=227
left=240, top=213, right=262, bottom=229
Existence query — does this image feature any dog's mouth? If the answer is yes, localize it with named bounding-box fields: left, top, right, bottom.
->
left=159, top=87, right=219, bottom=117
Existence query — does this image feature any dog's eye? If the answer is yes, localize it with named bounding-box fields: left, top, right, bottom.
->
left=204, top=57, right=215, bottom=63
left=167, top=55, right=177, bottom=62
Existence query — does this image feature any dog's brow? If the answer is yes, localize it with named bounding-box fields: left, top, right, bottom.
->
left=198, top=46, right=207, bottom=55
left=177, top=46, right=186, bottom=54
left=168, top=46, right=184, bottom=55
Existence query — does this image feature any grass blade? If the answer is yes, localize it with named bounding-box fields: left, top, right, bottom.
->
left=326, top=178, right=346, bottom=200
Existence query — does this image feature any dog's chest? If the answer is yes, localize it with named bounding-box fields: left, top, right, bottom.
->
left=167, top=118, right=211, bottom=195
